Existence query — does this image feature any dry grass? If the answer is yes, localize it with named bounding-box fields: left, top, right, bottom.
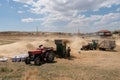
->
left=0, top=52, right=120, bottom=80
left=0, top=34, right=120, bottom=80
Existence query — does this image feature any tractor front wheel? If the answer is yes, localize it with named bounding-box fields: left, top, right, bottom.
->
left=25, top=57, right=31, bottom=64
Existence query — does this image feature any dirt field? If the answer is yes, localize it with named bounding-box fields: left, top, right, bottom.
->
left=0, top=34, right=120, bottom=80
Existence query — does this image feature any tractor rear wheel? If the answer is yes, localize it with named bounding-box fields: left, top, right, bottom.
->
left=25, top=57, right=31, bottom=64
left=46, top=51, right=55, bottom=62
left=34, top=57, right=42, bottom=66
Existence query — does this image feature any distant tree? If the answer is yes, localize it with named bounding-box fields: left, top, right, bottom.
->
left=112, top=31, right=119, bottom=34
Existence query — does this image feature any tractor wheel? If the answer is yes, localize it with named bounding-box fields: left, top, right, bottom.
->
left=34, top=57, right=42, bottom=66
left=90, top=47, right=93, bottom=50
left=94, top=47, right=97, bottom=50
left=46, top=51, right=55, bottom=62
left=110, top=47, right=114, bottom=50
left=103, top=48, right=106, bottom=51
left=81, top=48, right=83, bottom=50
left=25, top=57, right=31, bottom=64
left=99, top=48, right=106, bottom=51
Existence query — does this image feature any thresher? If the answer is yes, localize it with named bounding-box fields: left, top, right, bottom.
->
left=55, top=39, right=69, bottom=58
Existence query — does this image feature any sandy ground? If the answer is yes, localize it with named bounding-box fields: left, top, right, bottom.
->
left=0, top=35, right=120, bottom=80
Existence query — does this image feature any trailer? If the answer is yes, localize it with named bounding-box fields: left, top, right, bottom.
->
left=98, top=40, right=116, bottom=50
left=81, top=39, right=116, bottom=51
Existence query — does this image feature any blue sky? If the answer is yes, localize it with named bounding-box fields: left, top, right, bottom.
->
left=0, top=0, right=120, bottom=33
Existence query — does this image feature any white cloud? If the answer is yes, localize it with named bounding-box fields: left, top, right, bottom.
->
left=21, top=12, right=120, bottom=32
left=13, top=0, right=120, bottom=18
left=21, top=18, right=43, bottom=23
left=106, top=21, right=120, bottom=29
left=13, top=0, right=120, bottom=16
left=33, top=0, right=120, bottom=14
left=17, top=10, right=24, bottom=14
left=100, top=0, right=120, bottom=8
left=52, top=12, right=120, bottom=32
left=23, top=5, right=28, bottom=7
left=13, top=0, right=120, bottom=32
left=13, top=0, right=34, bottom=5
left=73, top=13, right=120, bottom=26
left=94, top=13, right=120, bottom=26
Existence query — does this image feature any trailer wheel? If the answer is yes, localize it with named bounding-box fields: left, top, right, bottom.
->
left=94, top=47, right=97, bottom=50
left=99, top=48, right=105, bottom=51
left=25, top=57, right=31, bottom=64
left=110, top=47, right=114, bottom=50
left=34, top=57, right=42, bottom=66
left=46, top=51, right=55, bottom=62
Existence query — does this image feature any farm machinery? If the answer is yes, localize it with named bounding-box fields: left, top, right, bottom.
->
left=25, top=39, right=69, bottom=65
left=98, top=40, right=116, bottom=50
left=81, top=40, right=98, bottom=50
left=25, top=47, right=55, bottom=65
left=55, top=39, right=69, bottom=58
left=81, top=39, right=116, bottom=51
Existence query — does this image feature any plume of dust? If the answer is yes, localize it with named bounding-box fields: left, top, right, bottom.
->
left=22, top=69, right=41, bottom=80
left=68, top=36, right=88, bottom=55
left=116, top=39, right=120, bottom=46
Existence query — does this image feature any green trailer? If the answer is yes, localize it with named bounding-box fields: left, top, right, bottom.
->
left=55, top=39, right=69, bottom=58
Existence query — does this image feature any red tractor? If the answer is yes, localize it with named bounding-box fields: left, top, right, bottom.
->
left=25, top=47, right=55, bottom=65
